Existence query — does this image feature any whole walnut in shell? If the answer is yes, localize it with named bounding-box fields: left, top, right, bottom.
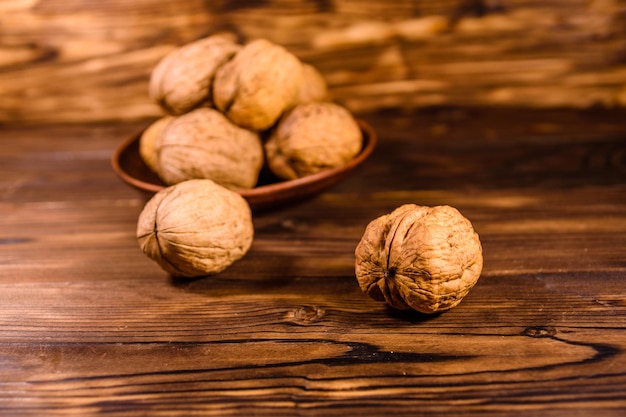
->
left=139, top=115, right=174, bottom=174
left=154, top=107, right=263, bottom=191
left=355, top=205, right=483, bottom=314
left=264, top=102, right=362, bottom=180
left=296, top=63, right=330, bottom=104
left=213, top=38, right=304, bottom=131
left=149, top=34, right=241, bottom=115
left=137, top=179, right=254, bottom=278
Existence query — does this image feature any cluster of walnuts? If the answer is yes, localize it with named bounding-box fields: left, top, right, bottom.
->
left=138, top=33, right=363, bottom=191
left=137, top=35, right=363, bottom=282
left=135, top=34, right=483, bottom=315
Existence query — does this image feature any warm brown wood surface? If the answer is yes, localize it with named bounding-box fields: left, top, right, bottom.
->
left=1, top=107, right=625, bottom=415
left=3, top=0, right=626, bottom=124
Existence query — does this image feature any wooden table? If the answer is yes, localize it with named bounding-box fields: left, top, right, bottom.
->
left=1, top=107, right=625, bottom=416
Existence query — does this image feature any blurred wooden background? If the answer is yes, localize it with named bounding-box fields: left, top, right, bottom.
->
left=2, top=0, right=626, bottom=124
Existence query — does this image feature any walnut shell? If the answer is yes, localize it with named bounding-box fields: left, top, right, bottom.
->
left=213, top=38, right=304, bottom=131
left=355, top=205, right=483, bottom=314
left=296, top=63, right=330, bottom=104
left=154, top=107, right=263, bottom=191
left=139, top=116, right=174, bottom=174
left=137, top=179, right=254, bottom=278
left=264, top=102, right=362, bottom=180
left=149, top=34, right=241, bottom=115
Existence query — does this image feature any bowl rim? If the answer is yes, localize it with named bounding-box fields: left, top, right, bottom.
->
left=111, top=118, right=377, bottom=198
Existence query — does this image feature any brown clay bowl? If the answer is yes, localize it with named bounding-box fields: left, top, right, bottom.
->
left=112, top=119, right=377, bottom=211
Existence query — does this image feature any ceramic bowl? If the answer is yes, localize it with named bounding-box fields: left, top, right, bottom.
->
left=112, top=119, right=376, bottom=210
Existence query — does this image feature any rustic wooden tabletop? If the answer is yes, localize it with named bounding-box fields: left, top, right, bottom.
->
left=1, top=107, right=625, bottom=416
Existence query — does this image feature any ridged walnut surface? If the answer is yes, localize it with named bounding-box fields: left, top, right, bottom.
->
left=265, top=102, right=362, bottom=180
left=355, top=204, right=483, bottom=314
left=213, top=38, right=304, bottom=131
left=153, top=108, right=263, bottom=190
left=148, top=34, right=241, bottom=115
left=136, top=179, right=254, bottom=278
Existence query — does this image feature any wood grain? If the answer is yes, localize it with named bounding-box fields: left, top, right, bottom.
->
left=2, top=1, right=626, bottom=124
left=1, top=108, right=625, bottom=415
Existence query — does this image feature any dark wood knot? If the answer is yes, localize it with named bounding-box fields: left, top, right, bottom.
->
left=523, top=326, right=557, bottom=338
left=291, top=306, right=325, bottom=324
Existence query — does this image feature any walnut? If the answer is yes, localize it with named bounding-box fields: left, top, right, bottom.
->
left=212, top=38, right=303, bottom=131
left=136, top=179, right=254, bottom=278
left=354, top=205, right=483, bottom=314
left=296, top=63, right=330, bottom=104
left=264, top=102, right=362, bottom=180
left=154, top=107, right=263, bottom=191
left=149, top=34, right=241, bottom=115
left=139, top=115, right=174, bottom=174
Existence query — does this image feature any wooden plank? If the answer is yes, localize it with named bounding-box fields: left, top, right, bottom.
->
left=2, top=1, right=626, bottom=123
left=0, top=108, right=625, bottom=415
